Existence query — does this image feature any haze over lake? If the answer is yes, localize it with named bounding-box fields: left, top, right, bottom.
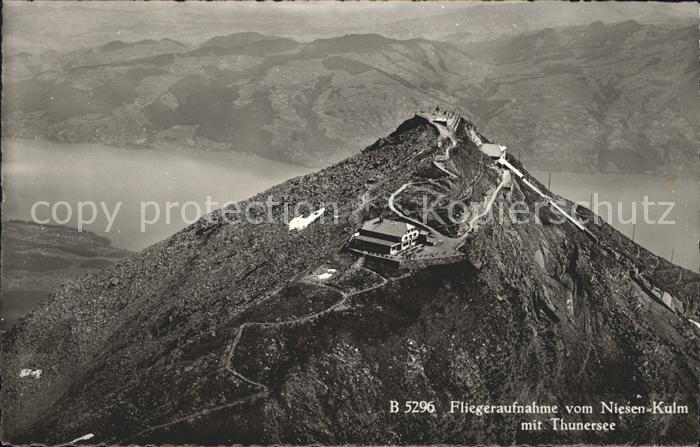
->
left=2, top=138, right=310, bottom=250
left=2, top=138, right=698, bottom=270
left=531, top=170, right=699, bottom=272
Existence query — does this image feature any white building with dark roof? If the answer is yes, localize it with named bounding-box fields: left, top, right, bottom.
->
left=350, top=217, right=419, bottom=255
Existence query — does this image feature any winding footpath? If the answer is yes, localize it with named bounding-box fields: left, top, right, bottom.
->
left=118, top=267, right=390, bottom=443
left=118, top=393, right=266, bottom=444
left=220, top=267, right=389, bottom=411
left=463, top=170, right=511, bottom=236
left=389, top=113, right=507, bottom=242
left=387, top=113, right=460, bottom=239
left=225, top=266, right=389, bottom=385
left=388, top=182, right=449, bottom=238
left=431, top=116, right=459, bottom=178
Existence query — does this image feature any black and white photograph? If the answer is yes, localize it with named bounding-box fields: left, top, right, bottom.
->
left=1, top=1, right=699, bottom=445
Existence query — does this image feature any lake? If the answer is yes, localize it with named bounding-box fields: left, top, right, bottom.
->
left=2, top=138, right=311, bottom=250
left=2, top=139, right=698, bottom=270
left=531, top=170, right=698, bottom=271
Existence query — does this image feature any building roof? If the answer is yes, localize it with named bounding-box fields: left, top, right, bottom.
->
left=361, top=218, right=415, bottom=238
left=479, top=143, right=505, bottom=158
left=352, top=234, right=400, bottom=247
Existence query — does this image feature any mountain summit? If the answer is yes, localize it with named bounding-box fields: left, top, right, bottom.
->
left=1, top=113, right=698, bottom=444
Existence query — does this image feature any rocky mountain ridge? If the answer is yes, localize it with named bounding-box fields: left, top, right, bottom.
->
left=1, top=114, right=698, bottom=444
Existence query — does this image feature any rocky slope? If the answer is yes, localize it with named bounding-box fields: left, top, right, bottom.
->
left=3, top=20, right=698, bottom=174
left=1, top=220, right=131, bottom=331
left=1, top=115, right=698, bottom=445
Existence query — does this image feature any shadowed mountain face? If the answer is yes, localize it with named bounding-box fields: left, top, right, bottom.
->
left=3, top=20, right=698, bottom=174
left=0, top=221, right=132, bottom=331
left=1, top=116, right=698, bottom=445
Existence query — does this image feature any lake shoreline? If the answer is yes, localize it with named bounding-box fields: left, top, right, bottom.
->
left=1, top=138, right=311, bottom=251
left=1, top=138, right=697, bottom=270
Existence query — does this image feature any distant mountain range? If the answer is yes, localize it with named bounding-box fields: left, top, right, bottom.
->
left=4, top=2, right=693, bottom=54
left=3, top=20, right=697, bottom=174
left=358, top=2, right=694, bottom=41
